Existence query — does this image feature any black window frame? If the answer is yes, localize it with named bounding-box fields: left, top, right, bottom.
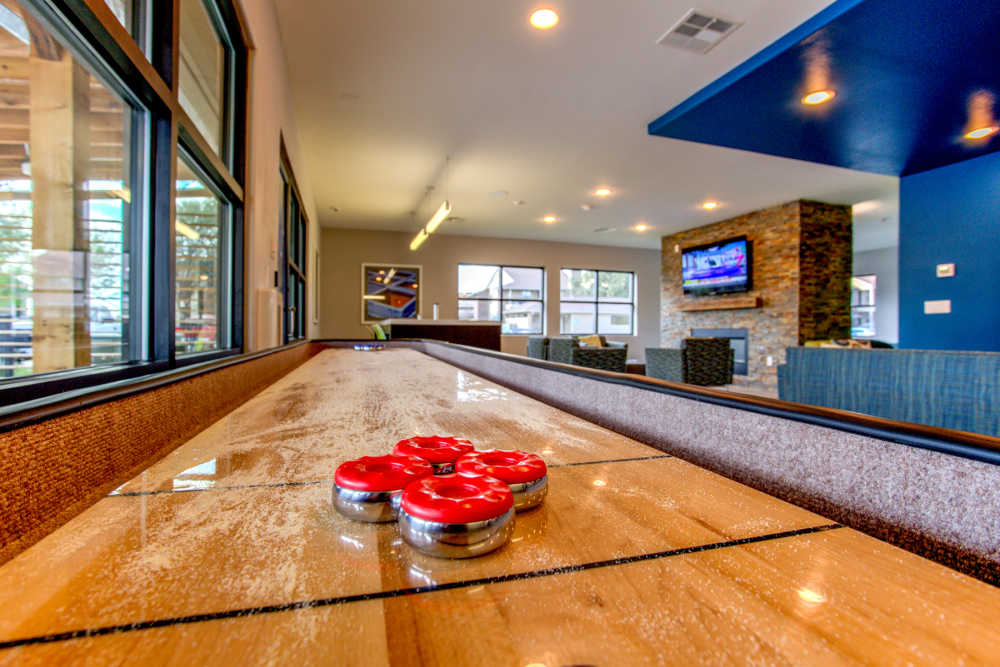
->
left=457, top=264, right=545, bottom=336
left=279, top=139, right=308, bottom=343
left=559, top=268, right=637, bottom=336
left=0, top=0, right=248, bottom=409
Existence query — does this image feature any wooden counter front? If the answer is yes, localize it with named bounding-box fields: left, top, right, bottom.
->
left=381, top=319, right=502, bottom=350
left=0, top=349, right=998, bottom=664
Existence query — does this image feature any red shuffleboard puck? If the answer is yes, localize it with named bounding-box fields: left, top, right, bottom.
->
left=392, top=436, right=475, bottom=474
left=397, top=473, right=515, bottom=558
left=456, top=449, right=548, bottom=511
left=333, top=454, right=434, bottom=523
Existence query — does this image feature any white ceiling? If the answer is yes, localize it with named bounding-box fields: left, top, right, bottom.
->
left=275, top=0, right=899, bottom=251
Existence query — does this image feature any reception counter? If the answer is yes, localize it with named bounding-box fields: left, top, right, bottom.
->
left=380, top=319, right=502, bottom=350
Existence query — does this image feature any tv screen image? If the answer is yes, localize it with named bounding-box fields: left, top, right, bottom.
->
left=682, top=237, right=751, bottom=295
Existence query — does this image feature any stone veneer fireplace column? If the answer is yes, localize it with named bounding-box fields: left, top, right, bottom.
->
left=660, top=200, right=852, bottom=393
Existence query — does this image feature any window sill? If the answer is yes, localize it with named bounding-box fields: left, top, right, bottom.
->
left=0, top=344, right=308, bottom=432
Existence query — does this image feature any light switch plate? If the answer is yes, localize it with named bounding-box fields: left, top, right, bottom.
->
left=924, top=299, right=951, bottom=314
left=936, top=263, right=956, bottom=278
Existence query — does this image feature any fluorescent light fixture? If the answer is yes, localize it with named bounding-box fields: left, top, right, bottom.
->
left=409, top=201, right=451, bottom=251
left=409, top=228, right=429, bottom=251
left=425, top=201, right=452, bottom=235
left=175, top=220, right=200, bottom=240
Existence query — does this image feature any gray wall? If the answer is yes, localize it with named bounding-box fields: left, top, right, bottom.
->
left=853, top=246, right=899, bottom=345
left=319, top=228, right=662, bottom=360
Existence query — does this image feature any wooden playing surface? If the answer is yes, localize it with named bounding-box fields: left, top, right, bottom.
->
left=1, top=348, right=999, bottom=665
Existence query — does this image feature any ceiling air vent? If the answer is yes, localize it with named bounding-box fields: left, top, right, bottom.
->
left=657, top=9, right=741, bottom=54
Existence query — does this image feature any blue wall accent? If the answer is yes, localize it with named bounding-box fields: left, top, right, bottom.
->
left=899, top=150, right=1000, bottom=350
left=648, top=0, right=1000, bottom=176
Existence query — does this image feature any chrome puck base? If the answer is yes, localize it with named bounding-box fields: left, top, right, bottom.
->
left=333, top=484, right=402, bottom=523
left=509, top=475, right=548, bottom=511
left=398, top=508, right=515, bottom=558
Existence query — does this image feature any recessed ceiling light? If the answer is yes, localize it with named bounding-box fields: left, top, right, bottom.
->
left=592, top=479, right=607, bottom=487
left=530, top=8, right=559, bottom=30
left=802, top=90, right=836, bottom=106
left=581, top=203, right=593, bottom=211
left=701, top=200, right=719, bottom=210
left=964, top=125, right=999, bottom=140
left=543, top=215, right=558, bottom=224
left=594, top=187, right=613, bottom=197
left=633, top=223, right=650, bottom=232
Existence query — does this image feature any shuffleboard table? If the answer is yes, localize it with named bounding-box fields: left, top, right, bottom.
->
left=0, top=348, right=998, bottom=664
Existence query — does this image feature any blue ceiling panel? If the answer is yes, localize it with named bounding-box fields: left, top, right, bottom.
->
left=648, top=0, right=1000, bottom=176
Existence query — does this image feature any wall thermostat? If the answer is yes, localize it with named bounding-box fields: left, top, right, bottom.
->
left=936, top=263, right=955, bottom=278
left=924, top=300, right=951, bottom=315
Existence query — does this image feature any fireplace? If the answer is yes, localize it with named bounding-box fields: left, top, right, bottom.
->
left=691, top=328, right=748, bottom=375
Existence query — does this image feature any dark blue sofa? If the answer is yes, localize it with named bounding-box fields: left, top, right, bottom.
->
left=777, top=347, right=1000, bottom=436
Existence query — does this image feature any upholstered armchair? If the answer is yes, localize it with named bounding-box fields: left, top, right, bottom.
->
left=548, top=338, right=629, bottom=373
left=526, top=337, right=549, bottom=360
left=646, top=338, right=734, bottom=386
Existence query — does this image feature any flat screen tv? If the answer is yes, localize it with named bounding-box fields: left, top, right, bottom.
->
left=682, top=236, right=752, bottom=296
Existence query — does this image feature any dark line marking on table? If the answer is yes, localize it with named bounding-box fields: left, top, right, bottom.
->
left=108, top=480, right=325, bottom=497
left=0, top=523, right=843, bottom=650
left=552, top=455, right=672, bottom=468
left=105, top=456, right=674, bottom=498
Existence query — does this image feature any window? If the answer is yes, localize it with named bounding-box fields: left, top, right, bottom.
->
left=851, top=275, right=877, bottom=337
left=175, top=153, right=230, bottom=355
left=0, top=1, right=143, bottom=380
left=179, top=0, right=232, bottom=159
left=559, top=269, right=635, bottom=335
left=0, top=0, right=247, bottom=405
left=458, top=265, right=544, bottom=335
left=280, top=152, right=308, bottom=342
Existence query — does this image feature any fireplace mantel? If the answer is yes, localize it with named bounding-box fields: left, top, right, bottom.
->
left=676, top=296, right=763, bottom=312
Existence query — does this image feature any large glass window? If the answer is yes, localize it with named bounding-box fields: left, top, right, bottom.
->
left=179, top=0, right=229, bottom=157
left=0, top=1, right=141, bottom=380
left=0, top=0, right=247, bottom=405
left=458, top=264, right=544, bottom=334
left=559, top=269, right=635, bottom=335
left=175, top=153, right=229, bottom=355
left=281, top=164, right=307, bottom=342
left=851, top=274, right=877, bottom=338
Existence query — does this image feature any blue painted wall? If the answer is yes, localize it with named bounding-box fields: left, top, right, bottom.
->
left=899, top=151, right=1000, bottom=350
